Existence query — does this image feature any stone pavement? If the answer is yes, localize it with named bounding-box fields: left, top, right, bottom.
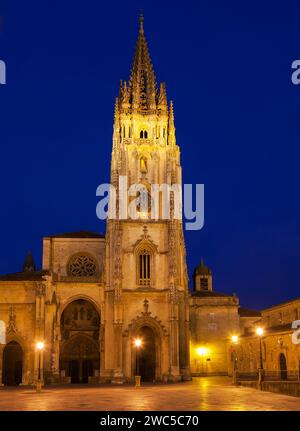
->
left=0, top=377, right=300, bottom=411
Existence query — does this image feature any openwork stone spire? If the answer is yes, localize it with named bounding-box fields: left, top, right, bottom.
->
left=129, top=14, right=157, bottom=113
left=118, top=14, right=158, bottom=114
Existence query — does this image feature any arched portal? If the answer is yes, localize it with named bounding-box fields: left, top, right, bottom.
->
left=59, top=299, right=100, bottom=384
left=279, top=353, right=287, bottom=380
left=136, top=326, right=156, bottom=382
left=2, top=341, right=23, bottom=386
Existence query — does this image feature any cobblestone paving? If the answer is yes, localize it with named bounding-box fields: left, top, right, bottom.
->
left=0, top=377, right=300, bottom=411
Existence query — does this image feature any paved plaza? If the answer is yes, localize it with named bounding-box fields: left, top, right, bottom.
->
left=0, top=377, right=300, bottom=411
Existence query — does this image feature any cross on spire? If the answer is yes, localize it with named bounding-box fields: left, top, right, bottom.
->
left=139, top=11, right=144, bottom=34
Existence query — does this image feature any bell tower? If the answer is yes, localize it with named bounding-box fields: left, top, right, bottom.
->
left=111, top=14, right=180, bottom=189
left=104, top=15, right=191, bottom=383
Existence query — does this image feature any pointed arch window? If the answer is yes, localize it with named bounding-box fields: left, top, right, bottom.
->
left=140, top=129, right=148, bottom=139
left=138, top=247, right=151, bottom=286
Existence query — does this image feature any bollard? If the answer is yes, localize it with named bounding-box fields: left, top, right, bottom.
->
left=36, top=380, right=42, bottom=393
left=135, top=375, right=141, bottom=388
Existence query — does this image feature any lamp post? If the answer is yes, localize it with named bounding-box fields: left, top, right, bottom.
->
left=256, top=327, right=264, bottom=390
left=134, top=338, right=142, bottom=388
left=36, top=341, right=44, bottom=392
left=231, top=335, right=239, bottom=385
left=196, top=347, right=207, bottom=375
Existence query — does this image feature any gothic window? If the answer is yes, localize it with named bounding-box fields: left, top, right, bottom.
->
left=138, top=248, right=151, bottom=286
left=67, top=253, right=98, bottom=277
left=140, top=129, right=148, bottom=139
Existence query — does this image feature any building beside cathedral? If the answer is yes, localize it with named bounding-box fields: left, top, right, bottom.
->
left=0, top=16, right=296, bottom=387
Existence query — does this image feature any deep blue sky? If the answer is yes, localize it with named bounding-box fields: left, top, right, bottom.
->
left=0, top=1, right=300, bottom=310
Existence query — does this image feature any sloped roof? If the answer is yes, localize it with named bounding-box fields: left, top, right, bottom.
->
left=191, top=290, right=233, bottom=298
left=0, top=270, right=48, bottom=282
left=238, top=307, right=261, bottom=317
left=45, top=230, right=105, bottom=239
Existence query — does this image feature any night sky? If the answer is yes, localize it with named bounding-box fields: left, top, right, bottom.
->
left=0, top=1, right=300, bottom=310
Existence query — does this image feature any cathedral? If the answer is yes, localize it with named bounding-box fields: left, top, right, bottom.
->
left=0, top=16, right=252, bottom=387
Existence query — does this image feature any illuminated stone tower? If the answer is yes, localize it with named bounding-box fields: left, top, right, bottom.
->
left=104, top=15, right=191, bottom=383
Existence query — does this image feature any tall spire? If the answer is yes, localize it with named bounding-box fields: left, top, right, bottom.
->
left=128, top=14, right=157, bottom=113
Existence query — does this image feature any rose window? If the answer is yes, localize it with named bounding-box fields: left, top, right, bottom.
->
left=68, top=254, right=98, bottom=277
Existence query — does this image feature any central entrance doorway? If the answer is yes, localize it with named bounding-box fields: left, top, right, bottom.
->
left=64, top=338, right=98, bottom=384
left=60, top=299, right=100, bottom=384
left=2, top=341, right=23, bottom=386
left=137, top=326, right=156, bottom=382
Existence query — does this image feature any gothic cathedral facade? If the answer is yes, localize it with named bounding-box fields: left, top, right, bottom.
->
left=0, top=17, right=248, bottom=385
left=0, top=17, right=243, bottom=386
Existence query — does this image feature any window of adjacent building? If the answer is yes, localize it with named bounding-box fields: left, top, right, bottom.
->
left=138, top=248, right=151, bottom=286
left=207, top=313, right=217, bottom=331
left=140, top=130, right=148, bottom=139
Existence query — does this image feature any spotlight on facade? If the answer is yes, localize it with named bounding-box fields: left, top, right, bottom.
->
left=36, top=341, right=45, bottom=350
left=231, top=335, right=239, bottom=344
left=256, top=327, right=264, bottom=337
left=134, top=338, right=142, bottom=348
left=196, top=347, right=207, bottom=356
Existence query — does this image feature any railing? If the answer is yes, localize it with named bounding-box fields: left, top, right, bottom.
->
left=236, top=371, right=258, bottom=381
left=237, top=370, right=300, bottom=382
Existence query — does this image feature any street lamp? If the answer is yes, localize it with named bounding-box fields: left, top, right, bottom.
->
left=36, top=341, right=44, bottom=392
left=196, top=347, right=207, bottom=357
left=231, top=335, right=239, bottom=344
left=134, top=338, right=142, bottom=388
left=256, top=327, right=264, bottom=390
left=196, top=346, right=207, bottom=375
left=230, top=335, right=239, bottom=385
left=256, top=327, right=264, bottom=369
